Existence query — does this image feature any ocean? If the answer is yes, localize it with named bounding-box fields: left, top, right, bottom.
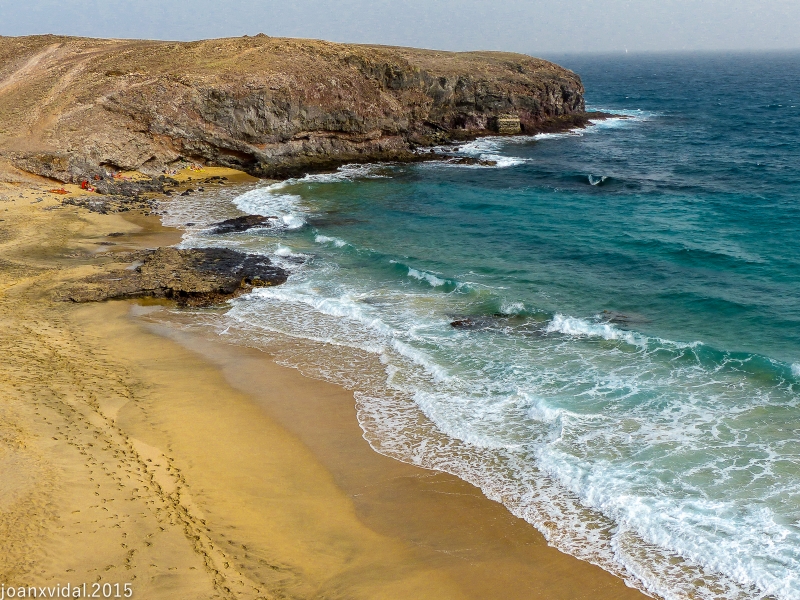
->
left=160, top=52, right=800, bottom=600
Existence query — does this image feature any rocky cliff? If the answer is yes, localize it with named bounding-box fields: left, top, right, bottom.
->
left=0, top=34, right=587, bottom=180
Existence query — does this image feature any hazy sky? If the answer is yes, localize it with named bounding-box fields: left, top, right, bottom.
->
left=1, top=0, right=798, bottom=54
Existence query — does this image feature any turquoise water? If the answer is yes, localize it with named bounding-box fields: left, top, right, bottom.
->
left=164, top=53, right=800, bottom=599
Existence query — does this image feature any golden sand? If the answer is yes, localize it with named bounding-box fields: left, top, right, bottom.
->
left=0, top=178, right=648, bottom=599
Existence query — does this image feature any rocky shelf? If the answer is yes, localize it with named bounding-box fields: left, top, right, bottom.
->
left=61, top=247, right=288, bottom=307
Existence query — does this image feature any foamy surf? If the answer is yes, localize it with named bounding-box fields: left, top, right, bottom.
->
left=314, top=234, right=348, bottom=247
left=293, top=163, right=390, bottom=183
left=407, top=267, right=448, bottom=287
left=455, top=138, right=529, bottom=167
left=545, top=313, right=646, bottom=346
left=588, top=107, right=656, bottom=128
left=424, top=110, right=653, bottom=171
left=589, top=174, right=609, bottom=185
left=174, top=226, right=800, bottom=600
left=223, top=280, right=798, bottom=600
left=233, top=185, right=306, bottom=229
left=232, top=163, right=390, bottom=229
left=215, top=273, right=786, bottom=600
left=499, top=301, right=527, bottom=315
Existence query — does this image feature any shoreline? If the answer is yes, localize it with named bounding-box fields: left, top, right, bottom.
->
left=131, top=304, right=650, bottom=600
left=0, top=169, right=648, bottom=598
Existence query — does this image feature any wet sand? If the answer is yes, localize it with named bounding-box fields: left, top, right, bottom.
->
left=0, top=174, right=649, bottom=599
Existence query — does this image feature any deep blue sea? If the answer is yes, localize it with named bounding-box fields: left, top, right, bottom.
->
left=163, top=53, right=800, bottom=600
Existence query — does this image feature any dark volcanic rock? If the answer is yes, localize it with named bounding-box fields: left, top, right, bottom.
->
left=448, top=156, right=498, bottom=166
left=450, top=318, right=478, bottom=329
left=63, top=247, right=288, bottom=306
left=208, top=215, right=277, bottom=234
left=450, top=315, right=508, bottom=330
left=450, top=313, right=544, bottom=334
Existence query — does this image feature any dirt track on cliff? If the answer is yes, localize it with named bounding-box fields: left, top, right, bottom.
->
left=0, top=34, right=586, bottom=181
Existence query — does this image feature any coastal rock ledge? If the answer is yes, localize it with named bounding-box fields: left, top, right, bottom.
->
left=0, top=35, right=587, bottom=179
left=62, top=247, right=288, bottom=307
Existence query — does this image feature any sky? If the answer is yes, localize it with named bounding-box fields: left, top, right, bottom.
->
left=1, top=0, right=798, bottom=54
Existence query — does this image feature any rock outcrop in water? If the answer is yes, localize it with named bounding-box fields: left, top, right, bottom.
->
left=208, top=215, right=277, bottom=234
left=62, top=247, right=288, bottom=306
left=0, top=35, right=587, bottom=181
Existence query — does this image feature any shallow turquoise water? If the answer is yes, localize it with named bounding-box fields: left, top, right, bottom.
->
left=165, top=53, right=800, bottom=600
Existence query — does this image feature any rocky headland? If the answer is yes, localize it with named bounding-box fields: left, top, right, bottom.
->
left=0, top=34, right=588, bottom=183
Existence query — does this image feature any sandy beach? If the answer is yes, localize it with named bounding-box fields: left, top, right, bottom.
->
left=0, top=173, right=648, bottom=599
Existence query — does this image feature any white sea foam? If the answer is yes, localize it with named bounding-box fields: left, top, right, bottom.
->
left=587, top=107, right=655, bottom=127
left=224, top=262, right=787, bottom=599
left=525, top=392, right=572, bottom=426
left=535, top=443, right=798, bottom=598
left=294, top=163, right=389, bottom=183
left=315, top=234, right=348, bottom=247
left=247, top=284, right=393, bottom=338
left=792, top=363, right=800, bottom=377
left=274, top=245, right=303, bottom=258
left=233, top=184, right=306, bottom=228
left=491, top=155, right=527, bottom=168
left=236, top=282, right=452, bottom=386
left=241, top=285, right=796, bottom=598
left=171, top=245, right=792, bottom=600
left=500, top=301, right=526, bottom=315
left=588, top=174, right=608, bottom=186
left=545, top=314, right=645, bottom=346
left=390, top=339, right=451, bottom=383
left=450, top=138, right=528, bottom=168
left=232, top=163, right=388, bottom=228
left=407, top=267, right=447, bottom=287
left=422, top=108, right=651, bottom=171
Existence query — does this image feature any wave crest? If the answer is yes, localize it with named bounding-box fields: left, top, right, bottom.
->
left=407, top=267, right=447, bottom=287
left=545, top=314, right=645, bottom=346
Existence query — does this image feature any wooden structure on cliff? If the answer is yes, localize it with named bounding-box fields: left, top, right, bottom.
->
left=490, top=115, right=522, bottom=135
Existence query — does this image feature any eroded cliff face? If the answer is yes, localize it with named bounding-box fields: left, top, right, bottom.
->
left=0, top=35, right=586, bottom=179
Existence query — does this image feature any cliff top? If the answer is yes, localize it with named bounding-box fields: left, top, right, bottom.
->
left=0, top=34, right=577, bottom=82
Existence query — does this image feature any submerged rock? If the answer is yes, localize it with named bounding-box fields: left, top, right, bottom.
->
left=62, top=247, right=288, bottom=307
left=450, top=314, right=511, bottom=330
left=448, top=156, right=498, bottom=166
left=208, top=215, right=277, bottom=234
left=451, top=317, right=479, bottom=329
left=601, top=310, right=650, bottom=325
left=450, top=313, right=548, bottom=337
